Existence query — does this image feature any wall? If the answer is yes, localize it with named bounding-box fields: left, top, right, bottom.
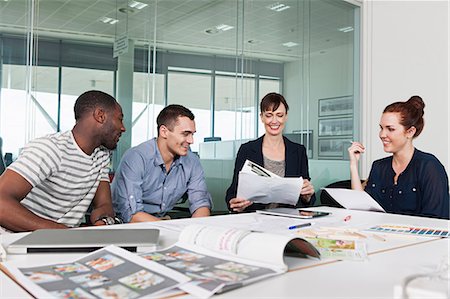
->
left=283, top=43, right=354, bottom=203
left=284, top=43, right=354, bottom=160
left=361, top=0, right=449, bottom=177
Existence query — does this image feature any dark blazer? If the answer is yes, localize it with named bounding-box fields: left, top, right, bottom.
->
left=225, top=135, right=315, bottom=211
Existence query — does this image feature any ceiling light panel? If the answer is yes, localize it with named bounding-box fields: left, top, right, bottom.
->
left=215, top=24, right=234, bottom=31
left=99, top=17, right=118, bottom=25
left=338, top=26, right=354, bottom=33
left=267, top=2, right=290, bottom=12
left=282, top=41, right=298, bottom=47
left=128, top=1, right=148, bottom=10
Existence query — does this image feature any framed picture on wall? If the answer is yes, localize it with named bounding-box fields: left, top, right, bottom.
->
left=318, top=117, right=353, bottom=137
left=318, top=95, right=353, bottom=117
left=318, top=138, right=348, bottom=159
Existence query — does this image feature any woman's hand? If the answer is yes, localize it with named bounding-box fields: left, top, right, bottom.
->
left=348, top=141, right=365, bottom=165
left=300, top=179, right=315, bottom=203
left=229, top=197, right=252, bottom=213
left=348, top=141, right=365, bottom=190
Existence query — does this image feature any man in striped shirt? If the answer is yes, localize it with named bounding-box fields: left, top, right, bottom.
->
left=0, top=90, right=126, bottom=232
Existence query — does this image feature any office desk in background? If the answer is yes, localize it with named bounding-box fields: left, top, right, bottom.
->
left=1, top=207, right=449, bottom=298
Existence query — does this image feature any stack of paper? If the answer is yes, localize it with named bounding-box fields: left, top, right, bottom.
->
left=236, top=160, right=303, bottom=206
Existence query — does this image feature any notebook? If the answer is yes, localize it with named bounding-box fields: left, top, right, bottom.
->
left=7, top=228, right=159, bottom=254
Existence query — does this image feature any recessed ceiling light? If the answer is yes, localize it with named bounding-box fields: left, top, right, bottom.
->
left=118, top=7, right=134, bottom=14
left=267, top=2, right=290, bottom=12
left=99, top=17, right=119, bottom=25
left=338, top=26, right=354, bottom=33
left=205, top=24, right=234, bottom=34
left=128, top=0, right=148, bottom=10
left=247, top=39, right=261, bottom=45
left=282, top=42, right=298, bottom=48
left=204, top=28, right=220, bottom=35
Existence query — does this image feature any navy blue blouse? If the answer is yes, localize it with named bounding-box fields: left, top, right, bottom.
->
left=365, top=149, right=449, bottom=219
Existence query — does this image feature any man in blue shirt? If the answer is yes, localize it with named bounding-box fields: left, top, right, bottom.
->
left=111, top=105, right=212, bottom=222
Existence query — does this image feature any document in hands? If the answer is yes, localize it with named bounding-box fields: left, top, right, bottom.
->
left=237, top=159, right=303, bottom=205
left=322, top=188, right=386, bottom=212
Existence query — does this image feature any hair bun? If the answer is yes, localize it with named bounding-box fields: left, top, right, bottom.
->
left=407, top=95, right=425, bottom=112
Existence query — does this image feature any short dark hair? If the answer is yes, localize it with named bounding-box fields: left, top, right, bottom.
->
left=157, top=104, right=195, bottom=134
left=74, top=90, right=118, bottom=120
left=260, top=92, right=289, bottom=113
left=383, top=95, right=425, bottom=138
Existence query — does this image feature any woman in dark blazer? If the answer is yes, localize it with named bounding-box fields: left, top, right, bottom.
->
left=225, top=93, right=315, bottom=212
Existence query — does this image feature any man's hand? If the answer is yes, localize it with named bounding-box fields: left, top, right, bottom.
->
left=229, top=197, right=253, bottom=213
left=130, top=211, right=162, bottom=222
left=192, top=206, right=210, bottom=218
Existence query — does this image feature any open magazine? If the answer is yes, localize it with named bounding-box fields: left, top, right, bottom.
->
left=139, top=224, right=320, bottom=298
left=237, top=159, right=303, bottom=206
left=1, top=245, right=189, bottom=299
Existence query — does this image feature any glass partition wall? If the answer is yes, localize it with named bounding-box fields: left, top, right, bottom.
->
left=0, top=0, right=359, bottom=212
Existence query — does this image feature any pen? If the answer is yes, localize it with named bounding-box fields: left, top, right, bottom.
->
left=288, top=223, right=312, bottom=230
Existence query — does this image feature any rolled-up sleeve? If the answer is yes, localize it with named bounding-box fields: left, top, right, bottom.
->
left=111, top=150, right=146, bottom=223
left=187, top=158, right=212, bottom=214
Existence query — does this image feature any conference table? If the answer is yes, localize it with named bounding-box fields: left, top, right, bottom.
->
left=1, top=207, right=449, bottom=298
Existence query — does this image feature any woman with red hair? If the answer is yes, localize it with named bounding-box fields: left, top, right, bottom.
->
left=349, top=96, right=449, bottom=219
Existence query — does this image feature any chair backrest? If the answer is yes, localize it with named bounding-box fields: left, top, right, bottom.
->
left=0, top=137, right=6, bottom=175
left=319, top=180, right=353, bottom=208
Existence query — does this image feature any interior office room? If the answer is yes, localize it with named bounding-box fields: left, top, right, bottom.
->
left=0, top=1, right=450, bottom=299
left=0, top=0, right=448, bottom=215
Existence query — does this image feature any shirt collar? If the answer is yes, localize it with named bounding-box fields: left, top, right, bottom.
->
left=151, top=138, right=184, bottom=168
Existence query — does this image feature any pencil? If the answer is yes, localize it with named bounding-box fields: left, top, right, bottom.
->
left=372, top=234, right=386, bottom=242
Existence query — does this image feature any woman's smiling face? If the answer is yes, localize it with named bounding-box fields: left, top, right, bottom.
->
left=260, top=103, right=288, bottom=136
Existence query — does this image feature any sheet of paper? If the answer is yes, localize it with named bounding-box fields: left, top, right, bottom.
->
left=237, top=160, right=303, bottom=205
left=322, top=188, right=386, bottom=212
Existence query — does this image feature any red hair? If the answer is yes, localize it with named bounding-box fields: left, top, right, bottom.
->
left=383, top=95, right=425, bottom=138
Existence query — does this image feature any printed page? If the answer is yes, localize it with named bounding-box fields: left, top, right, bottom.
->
left=323, top=188, right=386, bottom=212
left=237, top=160, right=303, bottom=205
left=142, top=224, right=318, bottom=298
left=178, top=225, right=319, bottom=270
left=3, top=245, right=189, bottom=299
left=306, top=238, right=368, bottom=261
left=241, top=159, right=280, bottom=178
left=140, top=244, right=279, bottom=299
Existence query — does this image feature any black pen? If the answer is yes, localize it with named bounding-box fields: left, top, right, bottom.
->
left=288, top=222, right=313, bottom=230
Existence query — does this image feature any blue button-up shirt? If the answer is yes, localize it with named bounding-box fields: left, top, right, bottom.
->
left=365, top=148, right=449, bottom=219
left=111, top=138, right=212, bottom=222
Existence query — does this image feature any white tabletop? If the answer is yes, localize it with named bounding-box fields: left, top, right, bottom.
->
left=1, top=207, right=449, bottom=298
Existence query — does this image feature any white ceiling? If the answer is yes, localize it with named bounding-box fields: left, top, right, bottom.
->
left=0, top=0, right=356, bottom=111
left=0, top=0, right=356, bottom=61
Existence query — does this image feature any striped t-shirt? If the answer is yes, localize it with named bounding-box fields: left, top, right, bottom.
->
left=9, top=130, right=111, bottom=227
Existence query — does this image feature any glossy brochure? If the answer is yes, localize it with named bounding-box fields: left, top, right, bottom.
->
left=2, top=245, right=189, bottom=299
left=140, top=224, right=320, bottom=299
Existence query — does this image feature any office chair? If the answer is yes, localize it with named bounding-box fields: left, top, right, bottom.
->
left=167, top=192, right=191, bottom=219
left=320, top=180, right=357, bottom=208
left=0, top=137, right=6, bottom=175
